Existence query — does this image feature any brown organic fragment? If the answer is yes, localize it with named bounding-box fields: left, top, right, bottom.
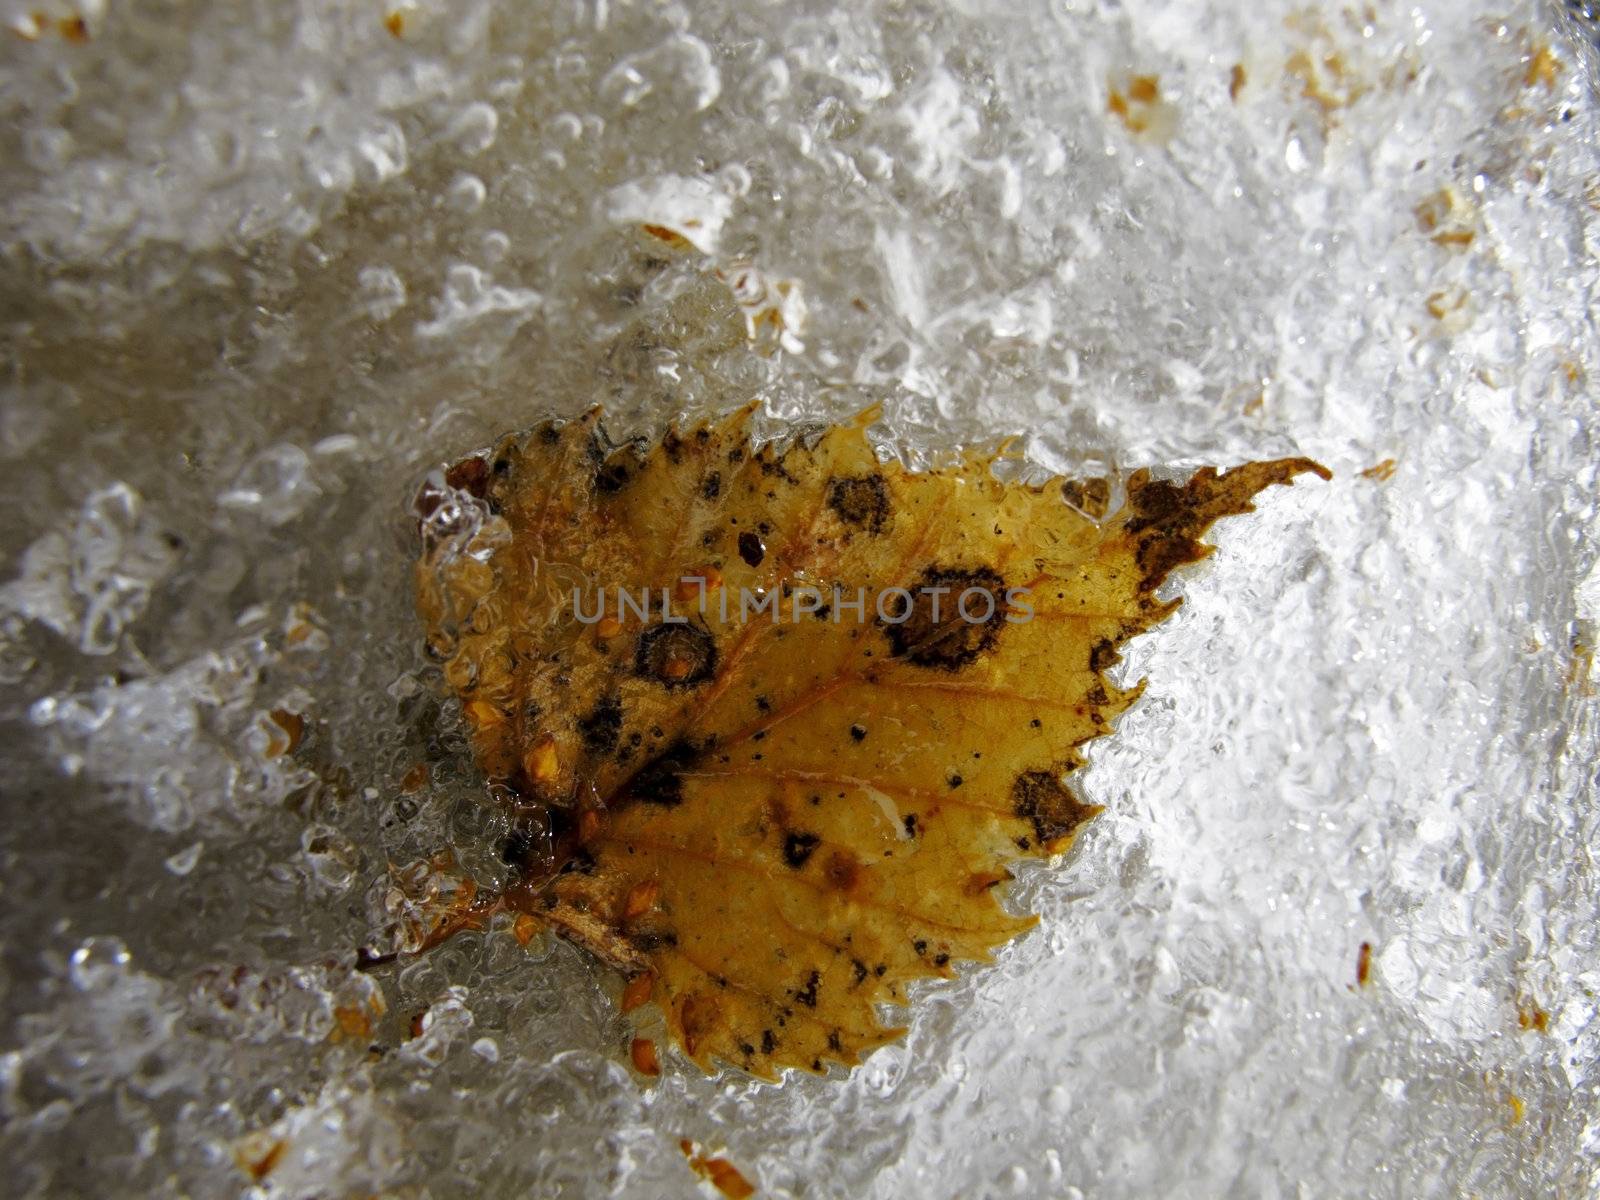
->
left=413, top=405, right=1328, bottom=1076
left=681, top=1140, right=758, bottom=1198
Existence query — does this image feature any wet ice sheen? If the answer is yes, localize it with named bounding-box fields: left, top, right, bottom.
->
left=1, top=1, right=1598, bottom=1197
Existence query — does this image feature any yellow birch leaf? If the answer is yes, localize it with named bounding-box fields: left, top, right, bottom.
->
left=412, top=406, right=1329, bottom=1078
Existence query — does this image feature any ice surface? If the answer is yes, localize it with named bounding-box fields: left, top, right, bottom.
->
left=1, top=0, right=1598, bottom=1196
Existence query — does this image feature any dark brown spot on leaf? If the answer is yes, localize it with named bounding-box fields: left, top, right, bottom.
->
left=595, top=455, right=635, bottom=494
left=635, top=623, right=717, bottom=689
left=1089, top=638, right=1118, bottom=674
left=823, top=851, right=861, bottom=892
left=578, top=694, right=623, bottom=755
left=627, top=739, right=699, bottom=807
left=783, top=831, right=821, bottom=868
left=884, top=565, right=1007, bottom=671
left=827, top=474, right=891, bottom=532
left=794, top=970, right=820, bottom=1007
left=1012, top=769, right=1098, bottom=845
left=738, top=530, right=766, bottom=567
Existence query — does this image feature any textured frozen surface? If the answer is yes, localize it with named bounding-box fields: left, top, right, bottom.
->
left=1, top=0, right=1598, bottom=1196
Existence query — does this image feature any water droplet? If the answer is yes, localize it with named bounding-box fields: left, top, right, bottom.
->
left=69, top=936, right=131, bottom=990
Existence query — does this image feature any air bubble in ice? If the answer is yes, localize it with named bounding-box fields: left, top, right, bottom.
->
left=472, top=1037, right=500, bottom=1063
left=898, top=70, right=981, bottom=195
left=598, top=34, right=721, bottom=113
left=357, top=266, right=408, bottom=322
left=400, top=986, right=475, bottom=1068
left=742, top=56, right=791, bottom=106
left=550, top=112, right=584, bottom=142
left=302, top=824, right=361, bottom=894
left=231, top=1080, right=405, bottom=1197
left=446, top=172, right=487, bottom=212
left=716, top=163, right=753, bottom=197
left=23, top=126, right=73, bottom=171
left=217, top=444, right=321, bottom=527
left=165, top=842, right=204, bottom=876
left=1, top=483, right=180, bottom=657
left=448, top=102, right=499, bottom=156
left=482, top=229, right=511, bottom=263
left=415, top=264, right=541, bottom=339
left=356, top=119, right=408, bottom=184
left=602, top=173, right=733, bottom=255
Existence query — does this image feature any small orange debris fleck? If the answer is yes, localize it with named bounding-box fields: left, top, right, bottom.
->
left=400, top=762, right=430, bottom=793
left=1359, top=459, right=1397, bottom=482
left=1567, top=634, right=1595, bottom=697
left=661, top=654, right=694, bottom=681
left=621, top=971, right=655, bottom=1012
left=597, top=614, right=624, bottom=639
left=630, top=1036, right=661, bottom=1076
left=676, top=567, right=723, bottom=603
left=465, top=699, right=505, bottom=728
left=409, top=1010, right=427, bottom=1039
left=1517, top=1002, right=1550, bottom=1033
left=1107, top=72, right=1173, bottom=140
left=512, top=913, right=540, bottom=946
left=268, top=708, right=305, bottom=755
left=333, top=1005, right=373, bottom=1040
left=1426, top=288, right=1467, bottom=321
left=1414, top=189, right=1477, bottom=250
left=1507, top=1092, right=1526, bottom=1125
left=1229, top=63, right=1247, bottom=101
left=524, top=735, right=560, bottom=784
left=1524, top=45, right=1560, bottom=90
left=384, top=10, right=405, bottom=37
left=1356, top=941, right=1373, bottom=987
left=680, top=1141, right=757, bottom=1198
left=622, top=879, right=661, bottom=920
left=642, top=224, right=692, bottom=249
left=238, top=1138, right=287, bottom=1181
left=702, top=1159, right=756, bottom=1199
left=58, top=15, right=88, bottom=41
left=1128, top=75, right=1159, bottom=104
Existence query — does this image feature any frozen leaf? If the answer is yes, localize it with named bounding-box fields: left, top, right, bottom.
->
left=414, top=407, right=1328, bottom=1077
